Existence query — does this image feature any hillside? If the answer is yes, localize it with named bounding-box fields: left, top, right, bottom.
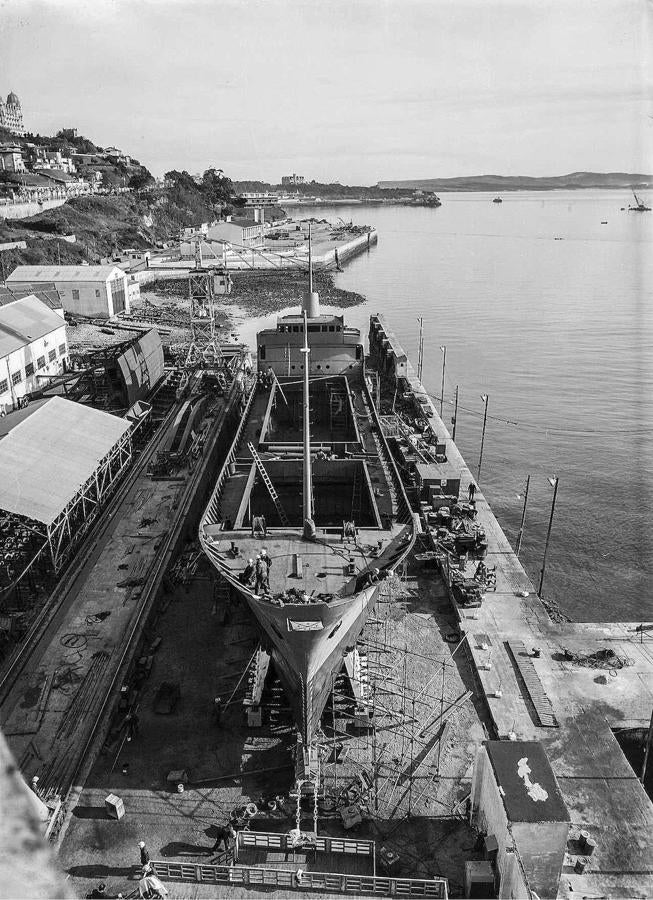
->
left=0, top=180, right=224, bottom=270
left=376, top=172, right=653, bottom=192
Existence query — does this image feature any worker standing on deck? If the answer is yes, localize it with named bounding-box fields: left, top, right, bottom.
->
left=139, top=841, right=150, bottom=866
left=468, top=482, right=477, bottom=503
left=239, top=558, right=255, bottom=585
left=260, top=548, right=272, bottom=590
left=254, top=555, right=266, bottom=594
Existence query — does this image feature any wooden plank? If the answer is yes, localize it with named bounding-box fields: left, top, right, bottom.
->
left=507, top=640, right=559, bottom=728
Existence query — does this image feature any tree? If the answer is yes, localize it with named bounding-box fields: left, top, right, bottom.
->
left=129, top=169, right=155, bottom=190
left=201, top=167, right=234, bottom=207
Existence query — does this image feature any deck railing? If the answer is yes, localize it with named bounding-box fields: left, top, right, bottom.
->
left=237, top=830, right=375, bottom=858
left=151, top=860, right=448, bottom=898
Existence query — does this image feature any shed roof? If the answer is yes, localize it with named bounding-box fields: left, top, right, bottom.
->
left=0, top=285, right=63, bottom=311
left=485, top=740, right=569, bottom=824
left=0, top=396, right=131, bottom=526
left=0, top=294, right=66, bottom=359
left=230, top=217, right=260, bottom=228
left=7, top=265, right=124, bottom=284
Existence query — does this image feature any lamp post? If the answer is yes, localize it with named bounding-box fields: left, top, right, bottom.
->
left=538, top=476, right=559, bottom=597
left=439, top=345, right=447, bottom=417
left=452, top=385, right=459, bottom=442
left=477, top=394, right=489, bottom=483
left=515, top=475, right=531, bottom=558
left=417, top=317, right=424, bottom=382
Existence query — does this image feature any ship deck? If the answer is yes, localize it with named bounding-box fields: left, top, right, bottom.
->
left=202, top=372, right=411, bottom=599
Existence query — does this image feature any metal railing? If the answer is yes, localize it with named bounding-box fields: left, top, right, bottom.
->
left=151, top=860, right=448, bottom=897
left=237, top=830, right=375, bottom=858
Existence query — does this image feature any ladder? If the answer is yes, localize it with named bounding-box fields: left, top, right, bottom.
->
left=329, top=389, right=347, bottom=438
left=247, top=442, right=290, bottom=527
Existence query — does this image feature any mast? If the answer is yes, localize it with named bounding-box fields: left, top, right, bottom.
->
left=301, top=310, right=316, bottom=540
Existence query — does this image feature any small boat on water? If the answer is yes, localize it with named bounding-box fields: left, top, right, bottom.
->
left=199, top=229, right=415, bottom=773
left=492, top=197, right=503, bottom=204
left=628, top=191, right=651, bottom=211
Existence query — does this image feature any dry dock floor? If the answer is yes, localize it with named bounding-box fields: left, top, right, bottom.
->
left=58, top=560, right=489, bottom=899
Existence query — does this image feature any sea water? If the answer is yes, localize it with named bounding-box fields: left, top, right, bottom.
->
left=234, top=191, right=653, bottom=622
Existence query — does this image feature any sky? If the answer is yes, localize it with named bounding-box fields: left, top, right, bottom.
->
left=0, top=0, right=651, bottom=183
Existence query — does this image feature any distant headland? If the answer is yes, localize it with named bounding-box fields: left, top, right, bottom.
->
left=377, top=172, right=652, bottom=192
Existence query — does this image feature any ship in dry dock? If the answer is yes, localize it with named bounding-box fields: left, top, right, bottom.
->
left=199, top=242, right=415, bottom=765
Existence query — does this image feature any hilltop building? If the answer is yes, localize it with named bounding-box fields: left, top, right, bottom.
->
left=0, top=91, right=24, bottom=136
left=0, top=144, right=25, bottom=173
left=281, top=174, right=305, bottom=186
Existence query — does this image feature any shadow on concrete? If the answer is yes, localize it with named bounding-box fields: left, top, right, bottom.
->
left=160, top=840, right=212, bottom=857
left=72, top=805, right=111, bottom=820
left=66, top=864, right=137, bottom=879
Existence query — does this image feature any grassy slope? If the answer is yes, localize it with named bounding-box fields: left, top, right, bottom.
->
left=0, top=186, right=219, bottom=271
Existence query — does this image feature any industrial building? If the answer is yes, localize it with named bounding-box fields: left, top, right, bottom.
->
left=0, top=396, right=133, bottom=572
left=6, top=265, right=133, bottom=318
left=0, top=294, right=68, bottom=414
left=206, top=218, right=265, bottom=248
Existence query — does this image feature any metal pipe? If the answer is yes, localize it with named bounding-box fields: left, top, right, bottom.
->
left=439, top=345, right=446, bottom=417
left=538, top=476, right=559, bottom=596
left=516, top=475, right=531, bottom=558
left=477, top=394, right=489, bottom=483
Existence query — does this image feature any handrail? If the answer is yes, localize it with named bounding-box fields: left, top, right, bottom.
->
left=151, top=859, right=448, bottom=898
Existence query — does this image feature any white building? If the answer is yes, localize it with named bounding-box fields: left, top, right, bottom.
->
left=0, top=295, right=68, bottom=413
left=6, top=265, right=131, bottom=318
left=0, top=144, right=25, bottom=173
left=206, top=218, right=265, bottom=248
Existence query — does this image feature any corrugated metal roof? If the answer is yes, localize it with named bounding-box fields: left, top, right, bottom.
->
left=0, top=285, right=63, bottom=311
left=7, top=265, right=124, bottom=284
left=0, top=396, right=131, bottom=526
left=0, top=294, right=66, bottom=359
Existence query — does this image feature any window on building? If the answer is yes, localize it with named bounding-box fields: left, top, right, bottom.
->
left=72, top=289, right=80, bottom=300
left=11, top=371, right=22, bottom=386
left=25, top=363, right=35, bottom=377
left=48, top=349, right=56, bottom=362
left=58, top=343, right=66, bottom=356
left=37, top=355, right=46, bottom=369
left=95, top=289, right=100, bottom=298
left=0, top=379, right=8, bottom=394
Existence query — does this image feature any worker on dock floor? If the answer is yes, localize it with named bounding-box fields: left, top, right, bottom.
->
left=209, top=822, right=237, bottom=853
left=468, top=482, right=477, bottom=503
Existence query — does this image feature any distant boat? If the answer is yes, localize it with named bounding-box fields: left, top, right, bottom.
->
left=492, top=197, right=503, bottom=204
left=628, top=191, right=651, bottom=211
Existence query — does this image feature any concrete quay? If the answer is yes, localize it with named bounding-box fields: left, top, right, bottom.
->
left=369, top=313, right=653, bottom=899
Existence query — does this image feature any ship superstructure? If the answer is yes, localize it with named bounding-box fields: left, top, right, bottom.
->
left=199, top=243, right=415, bottom=759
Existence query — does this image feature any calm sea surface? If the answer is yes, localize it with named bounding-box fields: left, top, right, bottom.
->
left=234, top=191, right=653, bottom=622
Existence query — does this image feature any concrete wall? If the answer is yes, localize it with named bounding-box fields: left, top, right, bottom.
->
left=471, top=747, right=531, bottom=899
left=0, top=198, right=67, bottom=220
left=513, top=821, right=568, bottom=900
left=0, top=323, right=68, bottom=412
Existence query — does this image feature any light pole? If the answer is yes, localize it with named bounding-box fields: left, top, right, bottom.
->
left=417, top=317, right=424, bottom=382
left=439, top=345, right=446, bottom=417
left=477, top=394, right=489, bottom=483
left=452, top=385, right=459, bottom=442
left=538, top=476, right=559, bottom=597
left=515, top=475, right=531, bottom=558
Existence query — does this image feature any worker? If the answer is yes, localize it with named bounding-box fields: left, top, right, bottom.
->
left=139, top=863, right=168, bottom=898
left=251, top=514, right=267, bottom=538
left=238, top=558, right=255, bottom=585
left=210, top=822, right=237, bottom=853
left=213, top=696, right=223, bottom=725
left=254, top=555, right=266, bottom=594
left=260, top=549, right=272, bottom=589
left=139, top=841, right=150, bottom=866
left=86, top=885, right=107, bottom=899
left=468, top=482, right=477, bottom=503
left=125, top=711, right=139, bottom=743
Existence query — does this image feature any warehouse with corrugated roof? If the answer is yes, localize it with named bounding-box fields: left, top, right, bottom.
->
left=0, top=294, right=68, bottom=414
left=6, top=264, right=133, bottom=318
left=0, top=396, right=133, bottom=570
